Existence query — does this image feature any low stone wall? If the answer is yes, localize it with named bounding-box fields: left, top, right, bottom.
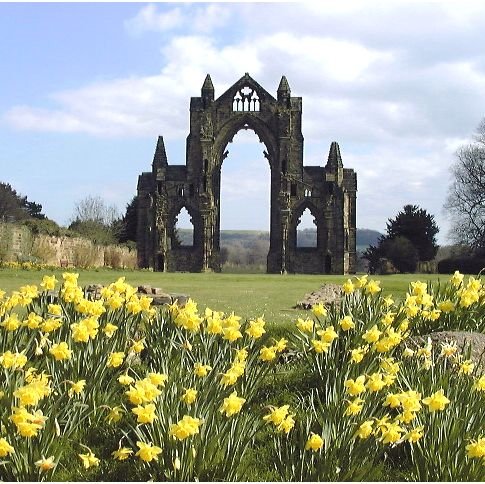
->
left=0, top=223, right=137, bottom=268
left=0, top=223, right=32, bottom=260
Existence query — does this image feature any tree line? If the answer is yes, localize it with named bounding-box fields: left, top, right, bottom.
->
left=0, top=185, right=137, bottom=248
left=2, top=117, right=485, bottom=272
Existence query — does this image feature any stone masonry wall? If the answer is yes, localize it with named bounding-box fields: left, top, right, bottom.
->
left=0, top=223, right=136, bottom=268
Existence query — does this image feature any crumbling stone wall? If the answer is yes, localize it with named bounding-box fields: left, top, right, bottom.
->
left=137, top=74, right=357, bottom=274
left=0, top=223, right=32, bottom=261
left=0, top=223, right=136, bottom=268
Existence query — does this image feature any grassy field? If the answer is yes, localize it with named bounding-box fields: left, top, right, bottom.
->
left=0, top=268, right=448, bottom=331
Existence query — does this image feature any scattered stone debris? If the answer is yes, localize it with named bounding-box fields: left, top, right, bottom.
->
left=295, top=283, right=343, bottom=309
left=84, top=283, right=189, bottom=307
left=406, top=331, right=485, bottom=370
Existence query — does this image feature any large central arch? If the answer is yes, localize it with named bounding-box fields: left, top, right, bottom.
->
left=137, top=74, right=357, bottom=274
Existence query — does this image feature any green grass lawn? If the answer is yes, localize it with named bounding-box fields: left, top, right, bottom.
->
left=0, top=268, right=449, bottom=332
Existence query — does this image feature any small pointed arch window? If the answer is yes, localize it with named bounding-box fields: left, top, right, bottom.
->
left=172, top=206, right=194, bottom=247
left=296, top=208, right=317, bottom=248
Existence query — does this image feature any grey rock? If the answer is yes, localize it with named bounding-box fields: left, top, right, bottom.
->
left=295, top=283, right=343, bottom=309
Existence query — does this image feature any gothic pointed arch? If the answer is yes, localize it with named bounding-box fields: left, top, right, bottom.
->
left=290, top=199, right=324, bottom=249
left=212, top=114, right=278, bottom=171
left=137, top=74, right=357, bottom=274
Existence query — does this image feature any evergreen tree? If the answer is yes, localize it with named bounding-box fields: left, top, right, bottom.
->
left=0, top=182, right=46, bottom=221
left=363, top=204, right=439, bottom=273
left=386, top=204, right=439, bottom=261
left=117, top=196, right=138, bottom=243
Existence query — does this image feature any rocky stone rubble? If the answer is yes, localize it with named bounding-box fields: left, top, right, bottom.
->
left=295, top=283, right=344, bottom=309
left=84, top=284, right=189, bottom=306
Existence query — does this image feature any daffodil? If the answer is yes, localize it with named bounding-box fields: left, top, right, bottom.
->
left=220, top=391, right=246, bottom=417
left=169, top=416, right=202, bottom=440
left=317, top=326, right=338, bottom=343
left=355, top=420, right=373, bottom=439
left=135, top=441, right=162, bottom=462
left=340, top=315, right=355, bottom=331
left=132, top=403, right=157, bottom=424
left=35, top=456, right=55, bottom=472
left=366, top=372, right=386, bottom=392
left=438, top=300, right=455, bottom=313
left=466, top=437, right=485, bottom=459
left=0, top=438, right=14, bottom=457
left=365, top=279, right=381, bottom=295
left=422, top=389, right=450, bottom=412
left=362, top=325, right=382, bottom=343
left=312, top=339, right=331, bottom=353
left=68, top=380, right=86, bottom=397
left=305, top=433, right=324, bottom=451
left=148, top=372, right=168, bottom=386
left=312, top=302, right=327, bottom=318
left=40, top=275, right=57, bottom=291
left=107, top=351, right=125, bottom=368
left=246, top=317, right=266, bottom=339
left=112, top=447, right=133, bottom=461
left=350, top=346, right=368, bottom=363
left=78, top=450, right=100, bottom=469
left=344, top=375, right=366, bottom=396
left=405, top=427, right=424, bottom=443
left=130, top=339, right=145, bottom=353
left=263, top=405, right=290, bottom=426
left=342, top=278, right=355, bottom=294
left=260, top=345, right=277, bottom=361
left=440, top=341, right=458, bottom=357
left=473, top=375, right=485, bottom=392
left=381, top=422, right=404, bottom=444
left=344, top=398, right=364, bottom=416
left=459, top=360, right=475, bottom=375
left=106, top=406, right=123, bottom=424
left=118, top=374, right=135, bottom=385
left=103, top=323, right=118, bottom=338
left=194, top=362, right=212, bottom=377
left=49, top=342, right=72, bottom=361
left=181, top=388, right=198, bottom=405
left=451, top=270, right=464, bottom=287
left=296, top=317, right=314, bottom=333
left=383, top=393, right=401, bottom=409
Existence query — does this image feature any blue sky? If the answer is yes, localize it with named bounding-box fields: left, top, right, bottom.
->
left=2, top=1, right=485, bottom=243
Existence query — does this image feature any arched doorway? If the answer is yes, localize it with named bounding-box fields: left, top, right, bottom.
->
left=211, top=113, right=278, bottom=272
left=216, top=128, right=270, bottom=272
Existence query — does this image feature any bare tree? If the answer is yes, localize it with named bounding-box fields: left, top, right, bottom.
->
left=72, top=195, right=120, bottom=226
left=444, top=119, right=485, bottom=251
left=69, top=195, right=121, bottom=245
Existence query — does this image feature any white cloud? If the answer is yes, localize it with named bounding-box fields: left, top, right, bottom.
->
left=4, top=1, right=485, bottom=240
left=124, top=4, right=184, bottom=35
left=124, top=3, right=231, bottom=36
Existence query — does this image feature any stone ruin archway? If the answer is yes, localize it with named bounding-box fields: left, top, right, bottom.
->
left=136, top=74, right=357, bottom=274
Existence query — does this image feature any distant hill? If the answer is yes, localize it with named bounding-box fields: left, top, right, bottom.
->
left=356, top=228, right=383, bottom=251
left=177, top=228, right=383, bottom=251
